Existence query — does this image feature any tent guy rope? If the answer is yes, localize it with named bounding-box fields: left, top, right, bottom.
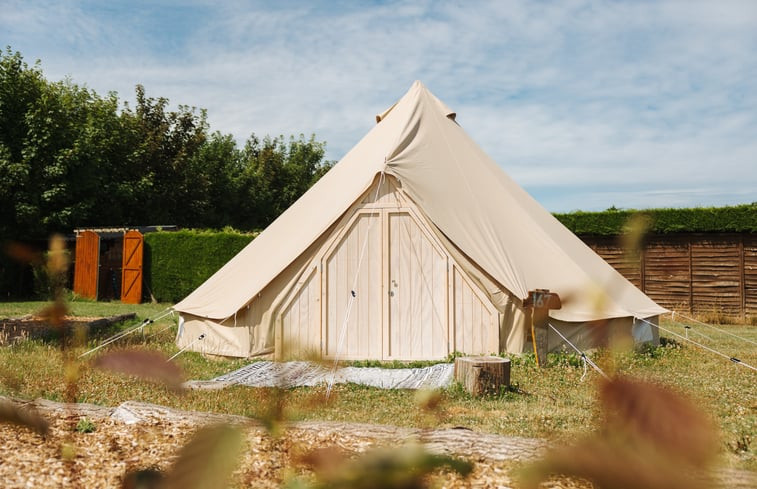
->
left=79, top=308, right=174, bottom=358
left=635, top=316, right=757, bottom=372
left=167, top=334, right=205, bottom=362
left=547, top=323, right=609, bottom=380
left=668, top=311, right=757, bottom=347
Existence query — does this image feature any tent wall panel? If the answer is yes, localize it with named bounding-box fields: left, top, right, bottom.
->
left=178, top=315, right=253, bottom=358
left=500, top=299, right=528, bottom=353
left=452, top=265, right=499, bottom=355
left=545, top=316, right=659, bottom=353
left=280, top=267, right=321, bottom=358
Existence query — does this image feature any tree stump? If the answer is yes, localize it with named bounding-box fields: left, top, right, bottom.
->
left=454, top=356, right=510, bottom=396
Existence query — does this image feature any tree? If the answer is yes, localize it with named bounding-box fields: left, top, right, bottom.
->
left=0, top=48, right=47, bottom=239
left=186, top=132, right=244, bottom=228
left=117, top=85, right=209, bottom=226
left=0, top=48, right=334, bottom=241
left=236, top=134, right=333, bottom=229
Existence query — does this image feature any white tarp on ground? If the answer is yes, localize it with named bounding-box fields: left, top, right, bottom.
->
left=208, top=361, right=455, bottom=390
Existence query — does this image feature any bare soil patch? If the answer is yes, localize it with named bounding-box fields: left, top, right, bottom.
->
left=0, top=313, right=136, bottom=344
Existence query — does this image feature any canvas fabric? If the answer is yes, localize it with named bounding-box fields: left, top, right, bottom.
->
left=174, top=81, right=666, bottom=358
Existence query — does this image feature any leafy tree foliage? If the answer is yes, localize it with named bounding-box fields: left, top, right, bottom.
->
left=0, top=48, right=333, bottom=240
left=236, top=134, right=330, bottom=229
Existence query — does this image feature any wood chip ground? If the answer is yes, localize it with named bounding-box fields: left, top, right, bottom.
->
left=0, top=397, right=753, bottom=488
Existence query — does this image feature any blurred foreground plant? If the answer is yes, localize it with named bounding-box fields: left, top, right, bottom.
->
left=519, top=376, right=719, bottom=489
left=290, top=443, right=473, bottom=489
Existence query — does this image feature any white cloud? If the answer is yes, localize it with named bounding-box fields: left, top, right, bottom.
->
left=3, top=0, right=756, bottom=211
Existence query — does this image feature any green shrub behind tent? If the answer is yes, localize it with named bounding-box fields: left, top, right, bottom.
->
left=554, top=203, right=757, bottom=235
left=143, top=230, right=256, bottom=303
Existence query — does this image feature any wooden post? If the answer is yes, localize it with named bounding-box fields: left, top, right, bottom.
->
left=454, top=356, right=510, bottom=396
left=525, top=289, right=562, bottom=368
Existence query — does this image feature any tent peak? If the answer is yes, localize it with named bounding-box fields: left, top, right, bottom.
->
left=376, top=81, right=456, bottom=124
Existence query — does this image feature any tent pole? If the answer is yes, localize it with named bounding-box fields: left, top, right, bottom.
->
left=526, top=289, right=561, bottom=368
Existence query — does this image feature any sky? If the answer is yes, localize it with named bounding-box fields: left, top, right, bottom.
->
left=3, top=0, right=756, bottom=212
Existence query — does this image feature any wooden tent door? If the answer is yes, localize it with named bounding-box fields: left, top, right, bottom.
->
left=322, top=211, right=383, bottom=360
left=73, top=231, right=100, bottom=299
left=386, top=210, right=449, bottom=360
left=120, top=230, right=144, bottom=304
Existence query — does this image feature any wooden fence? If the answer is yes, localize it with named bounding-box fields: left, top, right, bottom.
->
left=580, top=233, right=757, bottom=318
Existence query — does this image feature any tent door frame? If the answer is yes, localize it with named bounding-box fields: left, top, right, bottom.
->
left=271, top=175, right=499, bottom=360
left=316, top=203, right=453, bottom=361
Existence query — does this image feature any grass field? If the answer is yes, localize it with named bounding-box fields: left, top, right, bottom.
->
left=1, top=299, right=755, bottom=472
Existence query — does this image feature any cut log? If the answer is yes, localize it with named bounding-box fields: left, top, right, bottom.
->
left=87, top=313, right=137, bottom=329
left=454, top=356, right=510, bottom=396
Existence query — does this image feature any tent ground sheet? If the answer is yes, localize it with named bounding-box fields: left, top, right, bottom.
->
left=203, top=361, right=454, bottom=390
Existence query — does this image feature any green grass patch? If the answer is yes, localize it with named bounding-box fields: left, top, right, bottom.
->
left=0, top=301, right=755, bottom=472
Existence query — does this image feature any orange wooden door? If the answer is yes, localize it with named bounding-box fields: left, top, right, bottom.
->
left=120, top=230, right=144, bottom=304
left=73, top=231, right=100, bottom=299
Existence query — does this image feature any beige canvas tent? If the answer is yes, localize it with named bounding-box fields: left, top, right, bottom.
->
left=174, top=81, right=666, bottom=360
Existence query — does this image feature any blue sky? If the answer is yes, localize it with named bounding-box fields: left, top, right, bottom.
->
left=3, top=0, right=756, bottom=212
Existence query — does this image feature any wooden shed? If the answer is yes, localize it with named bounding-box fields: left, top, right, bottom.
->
left=72, top=226, right=176, bottom=304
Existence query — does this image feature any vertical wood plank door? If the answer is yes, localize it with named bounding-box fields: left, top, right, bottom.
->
left=120, top=230, right=144, bottom=304
left=323, top=211, right=383, bottom=360
left=73, top=231, right=100, bottom=299
left=386, top=211, right=449, bottom=360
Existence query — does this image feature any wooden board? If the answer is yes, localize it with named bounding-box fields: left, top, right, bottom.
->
left=581, top=233, right=754, bottom=318
left=745, top=235, right=757, bottom=316
left=120, top=230, right=143, bottom=304
left=73, top=231, right=100, bottom=300
left=691, top=236, right=742, bottom=315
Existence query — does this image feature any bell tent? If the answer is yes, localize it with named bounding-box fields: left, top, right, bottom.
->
left=174, top=81, right=666, bottom=360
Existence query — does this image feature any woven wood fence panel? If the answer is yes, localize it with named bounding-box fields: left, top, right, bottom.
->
left=580, top=233, right=755, bottom=318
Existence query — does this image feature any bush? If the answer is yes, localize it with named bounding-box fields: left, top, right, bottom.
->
left=143, top=230, right=257, bottom=303
left=554, top=203, right=757, bottom=235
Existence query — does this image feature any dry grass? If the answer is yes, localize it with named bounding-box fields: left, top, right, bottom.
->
left=0, top=301, right=755, bottom=478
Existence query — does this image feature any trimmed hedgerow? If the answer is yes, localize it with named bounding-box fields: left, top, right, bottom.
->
left=139, top=203, right=754, bottom=302
left=143, top=229, right=257, bottom=303
left=554, top=203, right=757, bottom=236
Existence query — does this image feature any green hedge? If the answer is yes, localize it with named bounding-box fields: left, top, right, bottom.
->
left=140, top=203, right=755, bottom=303
left=554, top=203, right=757, bottom=235
left=144, top=230, right=257, bottom=303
